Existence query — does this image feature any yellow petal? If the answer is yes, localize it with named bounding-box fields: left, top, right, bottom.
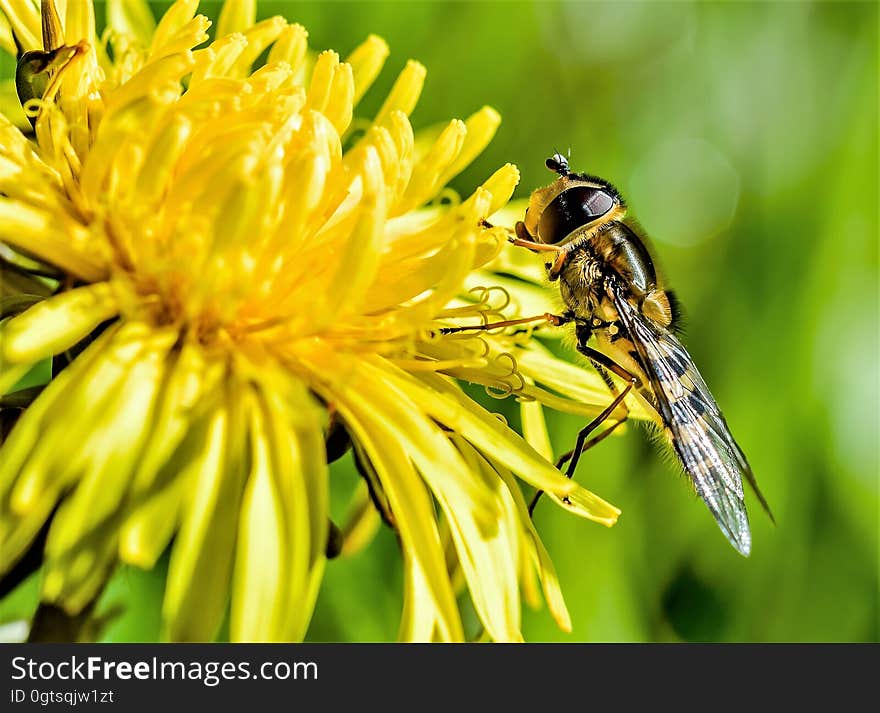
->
left=65, top=0, right=97, bottom=46
left=438, top=106, right=501, bottom=187
left=494, top=464, right=572, bottom=632
left=190, top=32, right=246, bottom=83
left=0, top=200, right=107, bottom=281
left=515, top=340, right=650, bottom=420
left=0, top=486, right=60, bottom=576
left=0, top=0, right=40, bottom=51
left=373, top=59, right=425, bottom=128
left=0, top=282, right=118, bottom=364
left=131, top=112, right=192, bottom=207
left=446, top=436, right=523, bottom=642
left=477, top=162, right=521, bottom=217
left=0, top=325, right=118, bottom=505
left=9, top=324, right=151, bottom=516
left=545, top=487, right=621, bottom=528
left=410, top=368, right=622, bottom=525
left=42, top=535, right=117, bottom=615
left=316, top=146, right=385, bottom=326
left=228, top=15, right=286, bottom=77
left=335, top=366, right=465, bottom=643
left=395, top=119, right=465, bottom=215
left=398, top=550, right=451, bottom=643
left=106, top=0, right=156, bottom=49
left=45, top=331, right=175, bottom=559
left=149, top=0, right=199, bottom=58
left=346, top=34, right=389, bottom=104
left=266, top=22, right=308, bottom=73
left=130, top=341, right=216, bottom=493
left=0, top=325, right=131, bottom=575
left=118, top=477, right=185, bottom=569
left=162, top=385, right=249, bottom=642
left=520, top=381, right=554, bottom=461
left=230, top=395, right=293, bottom=641
left=230, top=380, right=327, bottom=642
left=0, top=11, right=15, bottom=55
left=339, top=480, right=382, bottom=558
left=216, top=0, right=255, bottom=38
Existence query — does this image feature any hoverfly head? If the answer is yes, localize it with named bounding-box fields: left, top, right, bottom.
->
left=517, top=155, right=625, bottom=246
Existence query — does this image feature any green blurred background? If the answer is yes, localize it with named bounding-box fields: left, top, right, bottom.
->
left=1, top=0, right=877, bottom=642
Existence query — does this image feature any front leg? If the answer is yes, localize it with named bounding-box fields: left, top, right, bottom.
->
left=440, top=311, right=572, bottom=335
left=506, top=233, right=570, bottom=281
left=482, top=218, right=573, bottom=280
left=507, top=221, right=572, bottom=279
left=545, top=249, right=570, bottom=282
left=506, top=234, right=565, bottom=255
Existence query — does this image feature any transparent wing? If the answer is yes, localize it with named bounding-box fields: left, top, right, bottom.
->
left=612, top=290, right=765, bottom=555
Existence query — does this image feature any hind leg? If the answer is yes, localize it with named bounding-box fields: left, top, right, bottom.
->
left=528, top=346, right=638, bottom=516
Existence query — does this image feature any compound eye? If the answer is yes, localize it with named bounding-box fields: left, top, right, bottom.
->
left=537, top=186, right=615, bottom=244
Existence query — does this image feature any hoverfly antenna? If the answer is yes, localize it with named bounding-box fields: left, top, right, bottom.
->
left=546, top=153, right=570, bottom=176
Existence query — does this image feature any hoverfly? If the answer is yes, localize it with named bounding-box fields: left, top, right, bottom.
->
left=494, top=154, right=771, bottom=555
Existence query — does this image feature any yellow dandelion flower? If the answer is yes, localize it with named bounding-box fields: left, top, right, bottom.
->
left=0, top=0, right=632, bottom=642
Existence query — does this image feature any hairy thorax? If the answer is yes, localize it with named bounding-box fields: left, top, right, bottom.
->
left=557, top=247, right=606, bottom=319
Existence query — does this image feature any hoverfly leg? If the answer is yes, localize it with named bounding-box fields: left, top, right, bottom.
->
left=546, top=249, right=569, bottom=281
left=510, top=221, right=567, bottom=253
left=527, top=385, right=632, bottom=517
left=528, top=346, right=638, bottom=517
left=501, top=221, right=571, bottom=280
left=555, top=417, right=627, bottom=473
left=577, top=344, right=641, bottom=387
left=561, top=382, right=632, bottom=479
left=508, top=236, right=567, bottom=254
left=439, top=312, right=571, bottom=335
left=507, top=234, right=569, bottom=281
left=567, top=344, right=642, bottom=479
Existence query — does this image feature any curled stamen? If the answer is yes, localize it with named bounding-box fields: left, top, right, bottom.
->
left=467, top=285, right=491, bottom=308
left=479, top=308, right=507, bottom=324
left=485, top=382, right=513, bottom=399
left=434, top=284, right=517, bottom=334
left=468, top=284, right=511, bottom=313
left=431, top=187, right=461, bottom=206
left=509, top=370, right=526, bottom=394
left=492, top=351, right=518, bottom=378
left=23, top=99, right=42, bottom=119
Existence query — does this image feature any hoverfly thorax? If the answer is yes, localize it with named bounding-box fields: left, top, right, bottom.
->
left=515, top=153, right=626, bottom=247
